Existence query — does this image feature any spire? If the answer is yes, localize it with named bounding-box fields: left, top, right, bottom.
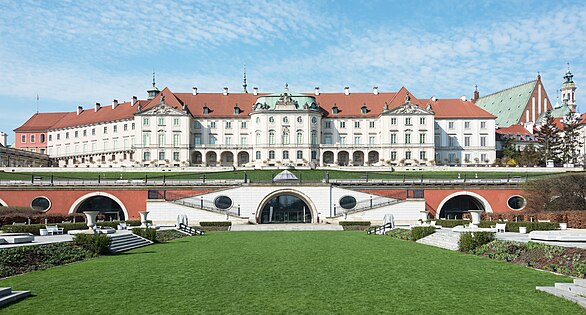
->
left=564, top=62, right=574, bottom=83
left=152, top=71, right=156, bottom=87
left=147, top=71, right=160, bottom=100
left=472, top=85, right=479, bottom=103
left=284, top=83, right=289, bottom=92
left=242, top=65, right=248, bottom=93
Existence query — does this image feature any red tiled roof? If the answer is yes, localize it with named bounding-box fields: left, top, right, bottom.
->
left=50, top=100, right=149, bottom=130
left=415, top=98, right=496, bottom=119
left=315, top=92, right=398, bottom=117
left=496, top=125, right=532, bottom=135
left=173, top=91, right=266, bottom=118
left=14, top=112, right=69, bottom=132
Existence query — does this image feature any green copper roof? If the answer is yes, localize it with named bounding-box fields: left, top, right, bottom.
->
left=549, top=103, right=571, bottom=118
left=475, top=80, right=536, bottom=127
left=254, top=91, right=317, bottom=111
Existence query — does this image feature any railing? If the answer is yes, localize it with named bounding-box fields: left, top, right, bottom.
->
left=367, top=222, right=394, bottom=235
left=165, top=193, right=242, bottom=217
left=178, top=223, right=204, bottom=236
left=332, top=196, right=405, bottom=218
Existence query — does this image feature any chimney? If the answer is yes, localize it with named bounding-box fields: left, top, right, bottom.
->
left=111, top=99, right=118, bottom=109
left=94, top=102, right=101, bottom=112
left=315, top=87, right=320, bottom=96
left=253, top=87, right=258, bottom=96
left=460, top=96, right=467, bottom=102
left=223, top=87, right=229, bottom=96
left=77, top=106, right=83, bottom=115
left=131, top=96, right=137, bottom=106
left=431, top=96, right=437, bottom=102
left=373, top=86, right=379, bottom=95
left=344, top=86, right=350, bottom=96
left=472, top=85, right=480, bottom=103
left=192, top=87, right=198, bottom=96
left=0, top=132, right=7, bottom=147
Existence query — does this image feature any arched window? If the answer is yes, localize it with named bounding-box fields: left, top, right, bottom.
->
left=255, top=131, right=261, bottom=145
left=269, top=130, right=276, bottom=145
left=283, top=130, right=290, bottom=145
left=311, top=131, right=317, bottom=145
left=158, top=132, right=165, bottom=146
left=256, top=117, right=260, bottom=124
left=269, top=150, right=275, bottom=159
left=256, top=151, right=261, bottom=160
left=296, top=131, right=303, bottom=144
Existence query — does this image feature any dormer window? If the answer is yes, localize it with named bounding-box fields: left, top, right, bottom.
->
left=234, top=104, right=241, bottom=115
left=332, top=104, right=339, bottom=114
left=361, top=104, right=368, bottom=114
left=203, top=104, right=210, bottom=115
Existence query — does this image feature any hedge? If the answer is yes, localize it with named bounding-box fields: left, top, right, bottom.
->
left=1, top=223, right=89, bottom=235
left=458, top=232, right=495, bottom=252
left=429, top=220, right=470, bottom=228
left=73, top=233, right=112, bottom=255
left=482, top=211, right=586, bottom=228
left=339, top=221, right=371, bottom=226
left=199, top=221, right=232, bottom=226
left=156, top=230, right=189, bottom=243
left=132, top=228, right=157, bottom=242
left=478, top=221, right=559, bottom=232
left=386, top=227, right=435, bottom=241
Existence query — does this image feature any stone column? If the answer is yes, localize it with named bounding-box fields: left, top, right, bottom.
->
left=468, top=210, right=483, bottom=226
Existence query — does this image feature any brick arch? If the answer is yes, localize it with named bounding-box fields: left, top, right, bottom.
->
left=0, top=197, right=7, bottom=207
left=435, top=191, right=493, bottom=219
left=68, top=192, right=129, bottom=220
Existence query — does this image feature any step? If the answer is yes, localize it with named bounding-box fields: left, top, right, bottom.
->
left=110, top=240, right=150, bottom=249
left=110, top=238, right=151, bottom=247
left=110, top=243, right=151, bottom=253
left=110, top=241, right=151, bottom=251
left=0, top=290, right=30, bottom=308
left=537, top=286, right=586, bottom=308
left=556, top=283, right=586, bottom=296
left=575, top=279, right=586, bottom=287
left=0, top=287, right=11, bottom=297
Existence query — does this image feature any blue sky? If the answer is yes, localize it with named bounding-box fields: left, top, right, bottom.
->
left=0, top=0, right=584, bottom=144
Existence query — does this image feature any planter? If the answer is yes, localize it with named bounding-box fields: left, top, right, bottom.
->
left=468, top=210, right=483, bottom=226
left=519, top=226, right=527, bottom=234
left=139, top=211, right=150, bottom=227
left=559, top=223, right=567, bottom=230
left=84, top=211, right=100, bottom=231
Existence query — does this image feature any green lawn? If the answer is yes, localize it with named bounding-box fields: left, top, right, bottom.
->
left=0, top=169, right=561, bottom=181
left=0, top=232, right=583, bottom=314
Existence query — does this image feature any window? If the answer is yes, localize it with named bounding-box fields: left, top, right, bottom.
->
left=391, top=151, right=397, bottom=161
left=465, top=153, right=471, bottom=162
left=448, top=121, right=454, bottom=129
left=31, top=197, right=51, bottom=212
left=464, top=121, right=470, bottom=129
left=507, top=196, right=526, bottom=210
left=74, top=131, right=78, bottom=138
left=283, top=117, right=289, bottom=123
left=339, top=196, right=357, bottom=209
left=481, top=153, right=487, bottom=162
left=283, top=150, right=289, bottom=159
left=173, top=118, right=180, bottom=126
left=297, top=116, right=303, bottom=123
left=241, top=121, right=247, bottom=129
left=405, top=151, right=412, bottom=160
left=256, top=117, right=261, bottom=124
left=311, top=117, right=317, bottom=124
left=31, top=134, right=36, bottom=143
left=405, top=117, right=412, bottom=125
left=296, top=150, right=303, bottom=159
left=225, top=136, right=232, bottom=145
left=269, top=150, right=275, bottom=159
left=324, top=134, right=332, bottom=145
left=48, top=135, right=52, bottom=141
left=143, top=118, right=150, bottom=126
left=420, top=117, right=426, bottom=125
left=448, top=153, right=455, bottom=163
left=159, top=151, right=165, bottom=160
left=480, top=121, right=486, bottom=129
left=390, top=133, right=397, bottom=144
left=194, top=121, right=201, bottom=129
left=480, top=136, right=487, bottom=147
left=240, top=136, right=247, bottom=145
left=158, top=118, right=165, bottom=126
left=325, top=121, right=331, bottom=129
left=173, top=152, right=180, bottom=161
left=405, top=133, right=411, bottom=144
left=209, top=135, right=217, bottom=145
left=57, top=133, right=60, bottom=140
left=339, top=121, right=346, bottom=128
left=226, top=121, right=232, bottom=129
left=354, top=121, right=360, bottom=128
left=311, top=132, right=317, bottom=145
left=369, top=121, right=375, bottom=128
left=339, top=136, right=346, bottom=145
left=92, top=128, right=96, bottom=136
left=464, top=136, right=471, bottom=147
left=269, top=117, right=275, bottom=123
left=420, top=151, right=426, bottom=160
left=449, top=136, right=456, bottom=147
left=173, top=134, right=180, bottom=146
left=390, top=117, right=397, bottom=125
left=113, top=139, right=118, bottom=149
left=74, top=145, right=79, bottom=154
left=158, top=133, right=165, bottom=145
left=66, top=132, right=69, bottom=139
left=283, top=131, right=290, bottom=145
left=113, top=125, right=118, bottom=133
left=83, top=130, right=87, bottom=137
left=132, top=123, right=135, bottom=130
left=255, top=131, right=261, bottom=145
left=419, top=133, right=425, bottom=144
left=269, top=130, right=276, bottom=145
left=296, top=131, right=303, bottom=144
left=91, top=142, right=96, bottom=152
left=83, top=143, right=87, bottom=153
left=104, top=127, right=108, bottom=134
left=123, top=138, right=128, bottom=149
left=255, top=151, right=261, bottom=160
left=369, top=136, right=375, bottom=145
left=210, top=121, right=216, bottom=128
left=354, top=136, right=361, bottom=145
left=194, top=134, right=201, bottom=145
left=214, top=196, right=233, bottom=209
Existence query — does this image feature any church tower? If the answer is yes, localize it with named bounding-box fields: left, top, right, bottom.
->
left=147, top=72, right=160, bottom=100
left=561, top=63, right=577, bottom=112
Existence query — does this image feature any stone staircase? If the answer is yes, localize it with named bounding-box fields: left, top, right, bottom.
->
left=537, top=279, right=586, bottom=309
left=0, top=287, right=30, bottom=308
left=109, top=233, right=154, bottom=253
left=416, top=230, right=460, bottom=251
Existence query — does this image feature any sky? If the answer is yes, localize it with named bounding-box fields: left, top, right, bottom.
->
left=0, top=0, right=584, bottom=144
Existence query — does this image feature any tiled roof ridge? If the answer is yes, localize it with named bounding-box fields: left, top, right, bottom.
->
left=477, top=79, right=537, bottom=100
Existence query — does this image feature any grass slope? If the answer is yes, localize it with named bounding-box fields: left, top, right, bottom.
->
left=1, top=232, right=583, bottom=314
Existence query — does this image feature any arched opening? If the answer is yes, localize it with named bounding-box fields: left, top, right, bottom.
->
left=353, top=151, right=364, bottom=166
left=368, top=151, right=379, bottom=165
left=323, top=151, right=334, bottom=164
left=220, top=151, right=234, bottom=166
left=0, top=198, right=7, bottom=207
left=438, top=195, right=486, bottom=219
left=191, top=151, right=202, bottom=165
left=75, top=195, right=126, bottom=221
left=206, top=151, right=217, bottom=166
left=338, top=151, right=349, bottom=166
left=259, top=194, right=313, bottom=224
left=237, top=151, right=250, bottom=166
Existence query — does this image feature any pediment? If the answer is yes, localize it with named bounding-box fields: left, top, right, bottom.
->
left=384, top=102, right=433, bottom=115
left=138, top=103, right=187, bottom=116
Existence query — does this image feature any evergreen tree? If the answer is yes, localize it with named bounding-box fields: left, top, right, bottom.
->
left=560, top=111, right=583, bottom=164
left=536, top=111, right=562, bottom=164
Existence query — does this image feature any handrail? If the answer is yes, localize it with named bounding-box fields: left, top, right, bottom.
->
left=178, top=223, right=204, bottom=236
left=367, top=222, right=393, bottom=235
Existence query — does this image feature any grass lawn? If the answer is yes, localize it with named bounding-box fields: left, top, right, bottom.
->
left=0, top=232, right=583, bottom=314
left=0, top=169, right=561, bottom=181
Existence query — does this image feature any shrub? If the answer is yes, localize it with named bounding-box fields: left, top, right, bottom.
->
left=199, top=221, right=232, bottom=226
left=1, top=223, right=88, bottom=235
left=410, top=226, right=436, bottom=240
left=458, top=232, right=495, bottom=252
left=339, top=221, right=371, bottom=231
left=156, top=230, right=188, bottom=243
left=132, top=227, right=157, bottom=241
left=73, top=233, right=112, bottom=255
left=386, top=228, right=411, bottom=240
left=430, top=220, right=470, bottom=228
left=124, top=220, right=151, bottom=226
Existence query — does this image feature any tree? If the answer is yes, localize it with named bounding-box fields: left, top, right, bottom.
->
left=525, top=174, right=586, bottom=211
left=560, top=111, right=583, bottom=165
left=536, top=111, right=562, bottom=165
left=517, top=143, right=540, bottom=166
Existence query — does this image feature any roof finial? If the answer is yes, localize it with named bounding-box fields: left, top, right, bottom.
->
left=474, top=85, right=478, bottom=91
left=243, top=64, right=248, bottom=93
left=405, top=92, right=411, bottom=102
left=285, top=83, right=289, bottom=92
left=537, top=71, right=541, bottom=79
left=567, top=62, right=571, bottom=70
left=152, top=71, right=156, bottom=88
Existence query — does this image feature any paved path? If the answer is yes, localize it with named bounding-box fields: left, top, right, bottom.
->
left=230, top=224, right=343, bottom=231
left=495, top=230, right=586, bottom=249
